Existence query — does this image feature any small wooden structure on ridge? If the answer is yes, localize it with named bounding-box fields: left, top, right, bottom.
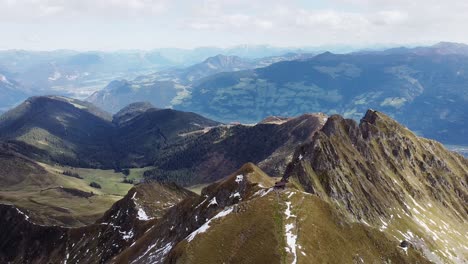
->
left=274, top=178, right=288, bottom=189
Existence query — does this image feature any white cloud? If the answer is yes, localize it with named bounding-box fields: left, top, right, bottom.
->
left=1, top=0, right=468, bottom=49
left=0, top=0, right=169, bottom=20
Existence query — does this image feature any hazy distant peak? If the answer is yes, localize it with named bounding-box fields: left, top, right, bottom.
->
left=432, top=41, right=468, bottom=48
left=113, top=102, right=158, bottom=125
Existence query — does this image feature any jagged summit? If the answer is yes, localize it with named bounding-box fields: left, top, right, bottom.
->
left=283, top=110, right=467, bottom=262
left=361, top=108, right=379, bottom=123
left=201, top=162, right=276, bottom=200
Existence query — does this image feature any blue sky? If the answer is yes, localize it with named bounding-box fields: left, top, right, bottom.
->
left=0, top=0, right=467, bottom=51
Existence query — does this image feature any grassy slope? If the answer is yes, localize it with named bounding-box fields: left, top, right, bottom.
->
left=285, top=190, right=430, bottom=263
left=172, top=191, right=283, bottom=264
left=42, top=164, right=146, bottom=196
left=0, top=161, right=150, bottom=227
left=168, top=184, right=430, bottom=263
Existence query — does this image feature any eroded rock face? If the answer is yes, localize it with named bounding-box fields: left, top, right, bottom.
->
left=283, top=110, right=468, bottom=262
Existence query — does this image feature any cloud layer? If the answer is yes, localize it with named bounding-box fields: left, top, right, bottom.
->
left=0, top=0, right=467, bottom=50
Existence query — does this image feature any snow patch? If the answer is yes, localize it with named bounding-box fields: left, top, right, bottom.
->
left=399, top=245, right=408, bottom=254
left=64, top=253, right=69, bottom=264
left=379, top=218, right=388, bottom=231
left=208, top=197, right=218, bottom=207
left=235, top=174, right=244, bottom=183
left=186, top=207, right=233, bottom=242
left=254, top=188, right=273, bottom=197
left=360, top=219, right=370, bottom=226
left=133, top=191, right=152, bottom=221
left=230, top=192, right=241, bottom=199
left=284, top=202, right=298, bottom=264
left=119, top=230, right=134, bottom=241
left=132, top=240, right=174, bottom=264
left=16, top=208, right=30, bottom=220
left=195, top=197, right=209, bottom=209
left=137, top=208, right=150, bottom=221
left=285, top=202, right=296, bottom=219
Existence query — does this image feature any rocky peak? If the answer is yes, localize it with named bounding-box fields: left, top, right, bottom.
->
left=202, top=162, right=275, bottom=202
left=361, top=109, right=379, bottom=124
left=283, top=110, right=467, bottom=262
left=320, top=114, right=357, bottom=137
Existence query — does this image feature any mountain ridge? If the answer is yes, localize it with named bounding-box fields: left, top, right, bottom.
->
left=283, top=109, right=467, bottom=262
left=0, top=108, right=466, bottom=263
left=0, top=96, right=220, bottom=168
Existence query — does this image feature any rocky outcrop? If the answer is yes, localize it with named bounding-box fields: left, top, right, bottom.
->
left=283, top=110, right=468, bottom=262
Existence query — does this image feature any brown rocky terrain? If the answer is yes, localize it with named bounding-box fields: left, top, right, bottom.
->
left=283, top=110, right=468, bottom=262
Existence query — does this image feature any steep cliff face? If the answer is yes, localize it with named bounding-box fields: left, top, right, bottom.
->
left=283, top=110, right=468, bottom=262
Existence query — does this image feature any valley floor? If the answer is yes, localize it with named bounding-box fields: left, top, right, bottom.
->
left=0, top=163, right=151, bottom=227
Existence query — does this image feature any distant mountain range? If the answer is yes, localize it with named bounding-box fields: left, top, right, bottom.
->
left=0, top=46, right=315, bottom=103
left=364, top=42, right=468, bottom=56
left=86, top=53, right=315, bottom=112
left=174, top=43, right=468, bottom=145
left=1, top=42, right=467, bottom=146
